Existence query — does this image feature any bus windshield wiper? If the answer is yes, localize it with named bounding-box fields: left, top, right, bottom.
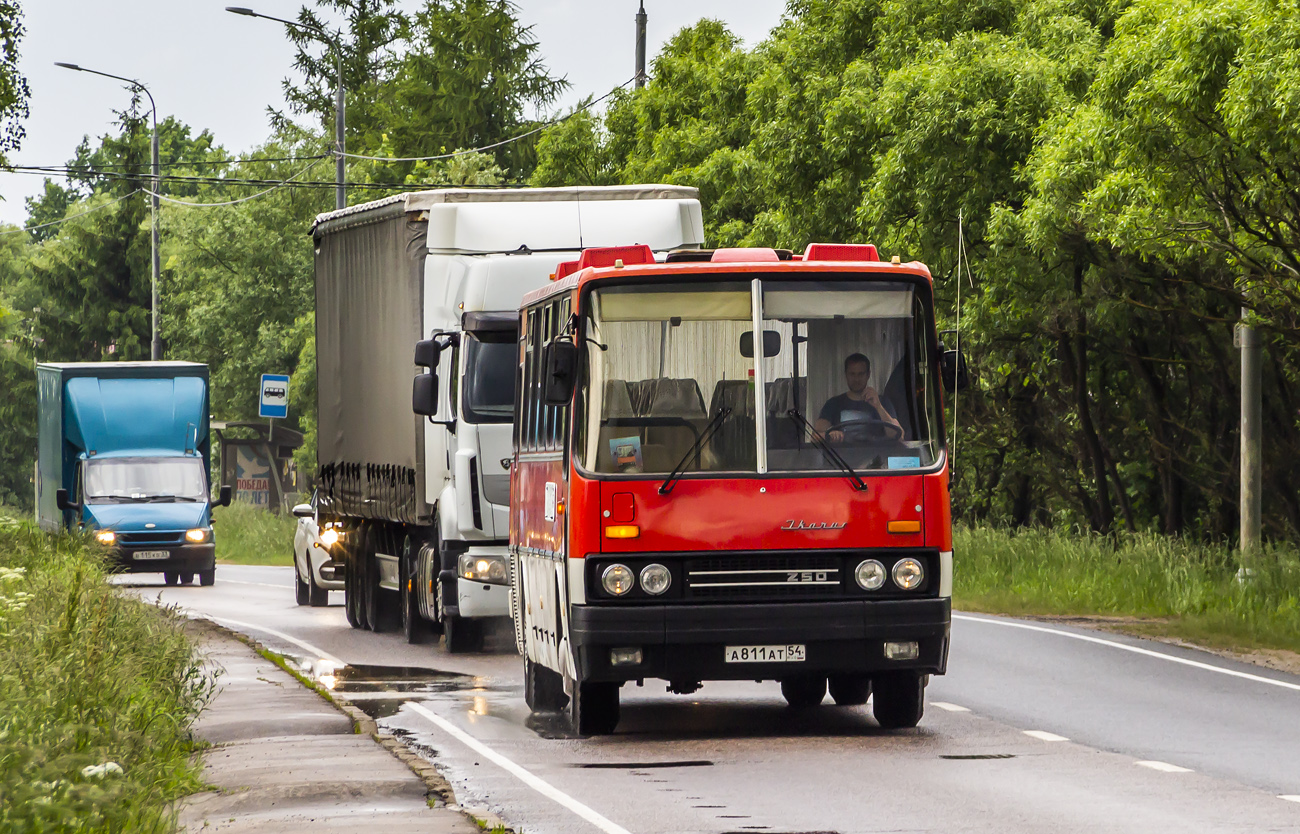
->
left=787, top=409, right=868, bottom=492
left=659, top=407, right=732, bottom=496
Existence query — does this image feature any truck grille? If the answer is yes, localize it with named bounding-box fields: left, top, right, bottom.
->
left=117, top=531, right=186, bottom=546
left=685, top=555, right=841, bottom=601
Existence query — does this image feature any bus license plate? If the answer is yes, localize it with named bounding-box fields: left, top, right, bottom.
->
left=724, top=644, right=806, bottom=663
left=133, top=551, right=170, bottom=560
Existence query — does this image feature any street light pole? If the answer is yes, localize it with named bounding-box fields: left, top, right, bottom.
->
left=55, top=62, right=162, bottom=360
left=226, top=7, right=345, bottom=210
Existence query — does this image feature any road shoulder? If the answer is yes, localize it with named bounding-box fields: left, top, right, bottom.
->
left=178, top=619, right=481, bottom=834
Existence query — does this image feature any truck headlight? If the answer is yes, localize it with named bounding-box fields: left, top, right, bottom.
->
left=601, top=564, right=634, bottom=596
left=458, top=553, right=508, bottom=585
left=185, top=528, right=210, bottom=544
left=891, top=557, right=925, bottom=590
left=94, top=530, right=116, bottom=546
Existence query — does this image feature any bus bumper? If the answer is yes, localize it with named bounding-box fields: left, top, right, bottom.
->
left=569, top=598, right=950, bottom=683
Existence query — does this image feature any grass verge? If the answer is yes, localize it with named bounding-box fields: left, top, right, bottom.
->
left=955, top=525, right=1300, bottom=654
left=0, top=517, right=213, bottom=833
left=212, top=500, right=297, bottom=566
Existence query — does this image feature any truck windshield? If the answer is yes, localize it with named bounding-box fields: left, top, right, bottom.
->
left=462, top=331, right=516, bottom=423
left=577, top=278, right=941, bottom=476
left=84, top=457, right=208, bottom=502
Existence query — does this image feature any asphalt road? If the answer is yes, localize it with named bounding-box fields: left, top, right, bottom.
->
left=125, top=565, right=1300, bottom=834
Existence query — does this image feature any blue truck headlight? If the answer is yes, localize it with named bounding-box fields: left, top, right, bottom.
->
left=185, top=528, right=211, bottom=544
left=94, top=530, right=116, bottom=546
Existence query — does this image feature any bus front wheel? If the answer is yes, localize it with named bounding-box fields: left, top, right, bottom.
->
left=872, top=671, right=925, bottom=729
left=524, top=656, right=565, bottom=712
left=567, top=679, right=619, bottom=736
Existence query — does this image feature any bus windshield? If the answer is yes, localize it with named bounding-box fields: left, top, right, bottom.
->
left=84, top=457, right=208, bottom=502
left=577, top=278, right=941, bottom=476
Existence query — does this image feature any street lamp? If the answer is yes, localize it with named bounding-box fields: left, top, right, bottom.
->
left=55, top=61, right=162, bottom=361
left=226, top=6, right=345, bottom=210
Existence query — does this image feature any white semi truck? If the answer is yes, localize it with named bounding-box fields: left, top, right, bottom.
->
left=310, top=186, right=704, bottom=650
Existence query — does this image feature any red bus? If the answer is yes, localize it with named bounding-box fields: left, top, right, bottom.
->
left=510, top=243, right=963, bottom=735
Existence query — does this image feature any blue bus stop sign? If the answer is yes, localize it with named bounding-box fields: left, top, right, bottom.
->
left=259, top=374, right=290, bottom=419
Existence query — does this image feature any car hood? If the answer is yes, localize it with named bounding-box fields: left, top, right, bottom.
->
left=84, top=501, right=209, bottom=532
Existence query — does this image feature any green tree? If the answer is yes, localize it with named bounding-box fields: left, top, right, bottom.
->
left=0, top=0, right=29, bottom=164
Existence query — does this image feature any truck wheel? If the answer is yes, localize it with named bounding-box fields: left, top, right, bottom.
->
left=566, top=678, right=620, bottom=736
left=401, top=536, right=431, bottom=644
left=780, top=676, right=827, bottom=708
left=363, top=548, right=386, bottom=632
left=443, top=613, right=482, bottom=653
left=828, top=675, right=871, bottom=707
left=163, top=571, right=179, bottom=586
left=295, top=565, right=310, bottom=605
left=198, top=570, right=214, bottom=587
left=524, top=656, right=565, bottom=712
left=872, top=671, right=925, bottom=729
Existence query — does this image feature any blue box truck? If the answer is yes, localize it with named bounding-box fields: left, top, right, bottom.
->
left=36, top=361, right=232, bottom=585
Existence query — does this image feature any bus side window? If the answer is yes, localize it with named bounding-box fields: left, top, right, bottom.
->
left=524, top=309, right=537, bottom=451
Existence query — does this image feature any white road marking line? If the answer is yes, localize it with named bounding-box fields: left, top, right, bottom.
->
left=954, top=613, right=1300, bottom=692
left=1023, top=730, right=1069, bottom=742
left=189, top=612, right=343, bottom=665
left=1136, top=760, right=1193, bottom=773
left=1279, top=795, right=1300, bottom=803
left=217, top=578, right=293, bottom=589
left=406, top=701, right=632, bottom=834
left=931, top=701, right=970, bottom=712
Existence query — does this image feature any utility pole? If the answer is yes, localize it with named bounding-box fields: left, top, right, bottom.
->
left=1239, top=308, right=1262, bottom=552
left=635, top=1, right=647, bottom=89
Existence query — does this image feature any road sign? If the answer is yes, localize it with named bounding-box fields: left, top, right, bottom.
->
left=259, top=374, right=290, bottom=419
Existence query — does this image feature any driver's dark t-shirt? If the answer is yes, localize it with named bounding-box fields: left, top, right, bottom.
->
left=818, top=392, right=897, bottom=426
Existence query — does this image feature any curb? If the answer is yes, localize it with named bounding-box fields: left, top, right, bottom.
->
left=188, top=617, right=513, bottom=832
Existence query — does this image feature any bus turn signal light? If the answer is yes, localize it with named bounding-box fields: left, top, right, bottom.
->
left=888, top=520, right=922, bottom=534
left=604, top=525, right=640, bottom=539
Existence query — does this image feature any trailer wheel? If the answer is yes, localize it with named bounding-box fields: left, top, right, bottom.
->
left=197, top=570, right=214, bottom=587
left=344, top=528, right=365, bottom=629
left=363, top=547, right=389, bottom=633
left=295, top=564, right=310, bottom=605
left=828, top=675, right=871, bottom=707
left=401, top=535, right=432, bottom=644
left=524, top=656, right=565, bottom=712
left=566, top=678, right=620, bottom=736
left=780, top=676, right=827, bottom=708
left=872, top=671, right=925, bottom=729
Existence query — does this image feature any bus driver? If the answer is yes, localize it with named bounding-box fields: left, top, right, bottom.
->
left=812, top=353, right=903, bottom=442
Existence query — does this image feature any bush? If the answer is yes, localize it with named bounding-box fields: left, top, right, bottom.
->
left=212, top=500, right=297, bottom=566
left=0, top=518, right=212, bottom=833
left=955, top=526, right=1300, bottom=653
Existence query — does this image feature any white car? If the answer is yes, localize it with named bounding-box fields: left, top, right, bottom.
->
left=292, top=491, right=344, bottom=606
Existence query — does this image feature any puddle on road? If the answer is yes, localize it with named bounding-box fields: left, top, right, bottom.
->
left=286, top=656, right=505, bottom=720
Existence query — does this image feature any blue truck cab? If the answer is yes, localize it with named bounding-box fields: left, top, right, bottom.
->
left=36, top=362, right=232, bottom=585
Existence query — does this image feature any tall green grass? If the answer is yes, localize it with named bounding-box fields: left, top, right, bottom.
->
left=955, top=526, right=1300, bottom=653
left=212, top=501, right=297, bottom=566
left=0, top=517, right=212, bottom=833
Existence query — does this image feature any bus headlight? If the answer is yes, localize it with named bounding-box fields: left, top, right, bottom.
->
left=855, top=559, right=886, bottom=590
left=459, top=553, right=509, bottom=585
left=601, top=564, right=634, bottom=596
left=94, top=529, right=116, bottom=546
left=891, top=557, right=925, bottom=590
left=640, top=564, right=671, bottom=595
left=185, top=528, right=211, bottom=544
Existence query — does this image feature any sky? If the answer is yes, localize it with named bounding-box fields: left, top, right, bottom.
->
left=0, top=0, right=790, bottom=227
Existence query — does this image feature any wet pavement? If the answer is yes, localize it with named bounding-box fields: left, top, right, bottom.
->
left=132, top=566, right=1300, bottom=834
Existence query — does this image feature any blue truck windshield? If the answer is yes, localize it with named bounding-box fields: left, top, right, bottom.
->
left=85, top=457, right=208, bottom=502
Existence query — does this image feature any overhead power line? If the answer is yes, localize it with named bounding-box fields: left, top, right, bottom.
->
left=0, top=190, right=142, bottom=237
left=143, top=157, right=329, bottom=207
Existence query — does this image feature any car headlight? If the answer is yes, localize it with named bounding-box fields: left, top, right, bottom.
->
left=601, top=564, right=634, bottom=596
left=185, top=528, right=210, bottom=544
left=318, top=526, right=340, bottom=547
left=640, top=563, right=671, bottom=595
left=458, top=553, right=508, bottom=585
left=891, top=557, right=925, bottom=590
left=855, top=559, right=886, bottom=590
left=94, top=529, right=116, bottom=546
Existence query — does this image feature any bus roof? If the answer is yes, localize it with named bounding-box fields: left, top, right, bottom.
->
left=519, top=245, right=933, bottom=308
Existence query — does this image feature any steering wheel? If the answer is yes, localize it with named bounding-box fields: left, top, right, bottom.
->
left=825, top=416, right=904, bottom=443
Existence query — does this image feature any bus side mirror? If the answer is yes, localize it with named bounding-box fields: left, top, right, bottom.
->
left=217, top=485, right=233, bottom=507
left=56, top=488, right=80, bottom=512
left=414, top=339, right=441, bottom=368
left=413, top=372, right=439, bottom=416
left=543, top=340, right=579, bottom=405
left=740, top=330, right=781, bottom=358
left=941, top=349, right=970, bottom=393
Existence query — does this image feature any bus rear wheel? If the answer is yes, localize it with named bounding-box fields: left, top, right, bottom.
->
left=872, top=671, right=925, bottom=729
left=567, top=679, right=620, bottom=736
left=780, top=676, right=827, bottom=708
